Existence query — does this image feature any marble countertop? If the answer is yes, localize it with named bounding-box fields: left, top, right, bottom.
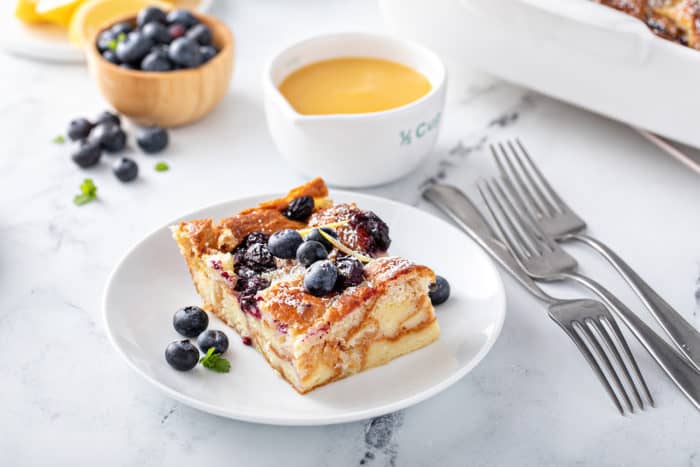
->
left=2, top=1, right=699, bottom=466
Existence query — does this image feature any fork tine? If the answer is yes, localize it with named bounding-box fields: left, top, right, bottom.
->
left=552, top=317, right=625, bottom=415
left=494, top=177, right=561, bottom=254
left=584, top=318, right=635, bottom=413
left=491, top=143, right=546, bottom=218
left=506, top=140, right=558, bottom=217
left=601, top=316, right=655, bottom=408
left=513, top=139, right=568, bottom=213
left=477, top=180, right=534, bottom=261
left=597, top=316, right=645, bottom=410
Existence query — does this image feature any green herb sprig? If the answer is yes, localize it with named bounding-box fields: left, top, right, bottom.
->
left=199, top=347, right=231, bottom=373
left=73, top=178, right=98, bottom=206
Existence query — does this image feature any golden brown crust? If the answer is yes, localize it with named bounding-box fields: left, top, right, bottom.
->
left=176, top=177, right=330, bottom=255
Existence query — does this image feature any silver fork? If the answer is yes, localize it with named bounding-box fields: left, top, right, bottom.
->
left=479, top=177, right=700, bottom=410
left=491, top=139, right=700, bottom=373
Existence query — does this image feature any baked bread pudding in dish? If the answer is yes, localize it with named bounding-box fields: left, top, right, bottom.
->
left=595, top=0, right=700, bottom=48
left=172, top=178, right=440, bottom=393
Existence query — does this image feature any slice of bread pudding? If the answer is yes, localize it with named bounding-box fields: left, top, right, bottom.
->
left=172, top=178, right=440, bottom=394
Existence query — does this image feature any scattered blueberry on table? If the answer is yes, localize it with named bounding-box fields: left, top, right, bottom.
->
left=97, top=7, right=219, bottom=72
left=136, top=126, right=169, bottom=153
left=112, top=157, right=139, bottom=182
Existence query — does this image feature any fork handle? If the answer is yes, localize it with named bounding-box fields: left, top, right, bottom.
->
left=567, top=233, right=700, bottom=373
left=564, top=271, right=700, bottom=410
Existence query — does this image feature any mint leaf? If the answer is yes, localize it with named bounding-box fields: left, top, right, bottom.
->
left=108, top=39, right=118, bottom=51
left=73, top=178, right=98, bottom=206
left=154, top=162, right=169, bottom=172
left=52, top=134, right=65, bottom=144
left=199, top=347, right=231, bottom=373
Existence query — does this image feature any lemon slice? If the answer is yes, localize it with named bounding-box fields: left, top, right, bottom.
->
left=15, top=0, right=44, bottom=24
left=68, top=0, right=172, bottom=47
left=34, top=0, right=85, bottom=27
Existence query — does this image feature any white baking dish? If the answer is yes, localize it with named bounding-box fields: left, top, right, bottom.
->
left=380, top=0, right=700, bottom=148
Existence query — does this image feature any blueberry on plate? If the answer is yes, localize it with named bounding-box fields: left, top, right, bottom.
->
left=89, top=122, right=126, bottom=152
left=137, top=6, right=167, bottom=27
left=305, top=227, right=338, bottom=252
left=284, top=196, right=314, bottom=221
left=196, top=329, right=229, bottom=354
left=165, top=340, right=199, bottom=371
left=141, top=50, right=172, bottom=71
left=199, top=45, right=217, bottom=63
left=296, top=240, right=328, bottom=267
left=268, top=229, right=303, bottom=259
left=335, top=256, right=364, bottom=289
left=110, top=21, right=132, bottom=36
left=168, top=23, right=186, bottom=40
left=67, top=118, right=93, bottom=141
left=94, top=110, right=120, bottom=127
left=243, top=243, right=276, bottom=272
left=136, top=126, right=169, bottom=153
left=168, top=37, right=201, bottom=68
left=166, top=9, right=198, bottom=28
left=71, top=141, right=102, bottom=168
left=186, top=23, right=212, bottom=45
left=429, top=275, right=450, bottom=305
left=304, top=260, right=338, bottom=296
left=116, top=31, right=154, bottom=65
left=142, top=21, right=171, bottom=44
left=173, top=305, right=209, bottom=337
left=102, top=50, right=120, bottom=64
left=96, top=30, right=115, bottom=52
left=112, top=157, right=138, bottom=182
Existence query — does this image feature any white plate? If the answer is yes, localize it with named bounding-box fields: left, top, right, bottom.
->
left=103, top=191, right=506, bottom=425
left=0, top=0, right=214, bottom=63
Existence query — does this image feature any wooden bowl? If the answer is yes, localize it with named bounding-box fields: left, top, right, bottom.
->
left=85, top=13, right=234, bottom=127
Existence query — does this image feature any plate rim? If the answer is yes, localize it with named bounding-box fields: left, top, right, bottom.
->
left=102, top=189, right=507, bottom=426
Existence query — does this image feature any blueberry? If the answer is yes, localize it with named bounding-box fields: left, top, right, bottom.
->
left=244, top=243, right=276, bottom=272
left=199, top=45, right=217, bottom=63
left=67, top=118, right=93, bottom=141
left=71, top=141, right=102, bottom=168
left=284, top=196, right=314, bottom=221
left=304, top=260, right=337, bottom=296
left=267, top=229, right=303, bottom=259
left=350, top=211, right=391, bottom=255
left=173, top=305, right=209, bottom=337
left=165, top=340, right=199, bottom=371
left=112, top=157, right=138, bottom=182
left=110, top=21, right=132, bottom=36
left=296, top=240, right=328, bottom=267
left=166, top=9, right=199, bottom=28
left=429, top=275, right=450, bottom=306
left=89, top=122, right=126, bottom=152
left=102, top=49, right=120, bottom=64
left=168, top=37, right=201, bottom=68
left=168, top=23, right=186, bottom=40
left=136, top=126, right=169, bottom=153
left=335, top=257, right=365, bottom=289
left=137, top=6, right=166, bottom=27
left=306, top=227, right=338, bottom=252
left=94, top=111, right=120, bottom=127
left=96, top=30, right=115, bottom=52
left=196, top=329, right=229, bottom=354
left=116, top=31, right=154, bottom=64
left=141, top=21, right=171, bottom=44
left=186, top=23, right=212, bottom=45
left=141, top=50, right=172, bottom=71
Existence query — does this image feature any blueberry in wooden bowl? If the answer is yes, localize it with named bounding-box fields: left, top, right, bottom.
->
left=85, top=7, right=234, bottom=127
